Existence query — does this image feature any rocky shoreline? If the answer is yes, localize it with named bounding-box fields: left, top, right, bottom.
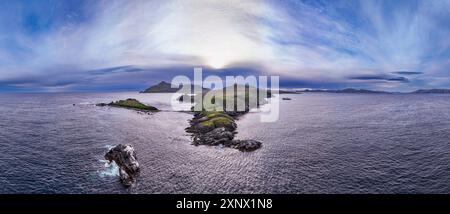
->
left=186, top=111, right=262, bottom=152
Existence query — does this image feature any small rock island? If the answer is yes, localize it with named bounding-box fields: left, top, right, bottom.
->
left=97, top=98, right=159, bottom=111
left=105, top=144, right=140, bottom=186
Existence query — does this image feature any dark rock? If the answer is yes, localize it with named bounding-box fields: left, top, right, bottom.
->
left=105, top=144, right=140, bottom=186
left=231, top=140, right=262, bottom=152
left=194, top=127, right=235, bottom=146
left=282, top=97, right=292, bottom=100
left=186, top=111, right=261, bottom=152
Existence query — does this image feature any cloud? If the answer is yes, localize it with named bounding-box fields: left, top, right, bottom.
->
left=88, top=66, right=145, bottom=75
left=1, top=0, right=450, bottom=91
left=392, top=71, right=423, bottom=75
left=349, top=74, right=409, bottom=83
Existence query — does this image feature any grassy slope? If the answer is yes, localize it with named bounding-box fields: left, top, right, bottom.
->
left=193, top=85, right=271, bottom=113
left=197, top=111, right=235, bottom=128
left=110, top=99, right=159, bottom=111
left=190, top=86, right=271, bottom=130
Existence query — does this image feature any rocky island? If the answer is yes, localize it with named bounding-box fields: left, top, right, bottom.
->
left=185, top=84, right=270, bottom=152
left=97, top=98, right=159, bottom=111
left=105, top=144, right=140, bottom=186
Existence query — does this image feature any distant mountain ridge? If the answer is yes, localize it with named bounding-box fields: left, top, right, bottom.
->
left=300, top=88, right=450, bottom=94
left=300, top=88, right=389, bottom=94
left=142, top=82, right=450, bottom=94
left=411, top=89, right=450, bottom=94
left=141, top=81, right=210, bottom=93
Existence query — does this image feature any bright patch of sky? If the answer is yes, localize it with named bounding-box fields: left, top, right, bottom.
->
left=0, top=0, right=450, bottom=92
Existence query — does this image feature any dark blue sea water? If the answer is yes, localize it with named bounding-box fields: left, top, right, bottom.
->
left=0, top=92, right=449, bottom=193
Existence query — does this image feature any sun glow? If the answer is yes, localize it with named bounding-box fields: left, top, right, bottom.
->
left=207, top=58, right=227, bottom=69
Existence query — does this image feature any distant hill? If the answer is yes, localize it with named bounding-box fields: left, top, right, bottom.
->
left=277, top=89, right=302, bottom=94
left=300, top=88, right=389, bottom=94
left=141, top=81, right=210, bottom=93
left=411, top=89, right=450, bottom=94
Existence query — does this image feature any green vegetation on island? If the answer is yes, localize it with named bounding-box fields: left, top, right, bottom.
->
left=186, top=111, right=236, bottom=134
left=192, top=84, right=272, bottom=116
left=97, top=98, right=159, bottom=111
left=185, top=84, right=270, bottom=152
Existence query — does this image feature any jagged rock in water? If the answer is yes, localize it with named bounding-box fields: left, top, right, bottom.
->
left=105, top=144, right=140, bottom=186
left=230, top=140, right=262, bottom=152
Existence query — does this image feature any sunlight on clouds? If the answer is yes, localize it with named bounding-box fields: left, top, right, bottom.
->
left=1, top=0, right=450, bottom=91
left=143, top=0, right=275, bottom=70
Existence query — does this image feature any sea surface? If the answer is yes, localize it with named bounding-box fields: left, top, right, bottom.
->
left=0, top=92, right=449, bottom=193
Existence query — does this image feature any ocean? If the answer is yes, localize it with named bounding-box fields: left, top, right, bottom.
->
left=0, top=92, right=449, bottom=193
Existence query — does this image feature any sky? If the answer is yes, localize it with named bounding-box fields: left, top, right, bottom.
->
left=0, top=0, right=450, bottom=92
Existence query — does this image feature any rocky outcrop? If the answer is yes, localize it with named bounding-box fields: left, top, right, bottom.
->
left=229, top=140, right=262, bottom=152
left=97, top=99, right=159, bottom=111
left=186, top=111, right=262, bottom=152
left=105, top=144, right=140, bottom=186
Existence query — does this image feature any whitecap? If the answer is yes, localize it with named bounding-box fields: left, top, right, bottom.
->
left=98, top=159, right=119, bottom=178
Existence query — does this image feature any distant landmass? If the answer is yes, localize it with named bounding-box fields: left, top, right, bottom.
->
left=299, top=88, right=450, bottom=94
left=300, top=88, right=390, bottom=94
left=277, top=89, right=303, bottom=94
left=141, top=81, right=210, bottom=93
left=411, top=89, right=450, bottom=94
left=142, top=82, right=450, bottom=95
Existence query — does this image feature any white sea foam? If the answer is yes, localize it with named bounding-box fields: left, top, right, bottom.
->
left=97, top=145, right=120, bottom=178
left=98, top=160, right=119, bottom=178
